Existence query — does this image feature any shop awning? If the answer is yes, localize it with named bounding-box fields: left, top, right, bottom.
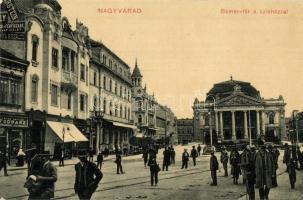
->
left=112, top=122, right=137, bottom=129
left=46, top=121, right=88, bottom=143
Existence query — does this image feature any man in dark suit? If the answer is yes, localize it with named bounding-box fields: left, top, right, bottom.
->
left=0, top=150, right=8, bottom=176
left=74, top=150, right=103, bottom=200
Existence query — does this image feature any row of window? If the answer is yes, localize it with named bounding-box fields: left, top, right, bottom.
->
left=101, top=98, right=131, bottom=120
left=0, top=77, right=21, bottom=105
left=102, top=54, right=129, bottom=78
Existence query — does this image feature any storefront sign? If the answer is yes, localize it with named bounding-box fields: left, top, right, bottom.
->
left=0, top=116, right=28, bottom=128
left=0, top=21, right=25, bottom=40
left=3, top=0, right=19, bottom=21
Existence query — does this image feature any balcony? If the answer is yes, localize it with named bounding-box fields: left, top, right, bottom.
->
left=61, top=71, right=77, bottom=92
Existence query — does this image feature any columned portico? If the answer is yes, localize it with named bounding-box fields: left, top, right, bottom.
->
left=219, top=111, right=223, bottom=141
left=256, top=111, right=260, bottom=135
left=193, top=78, right=286, bottom=145
left=244, top=111, right=248, bottom=139
left=231, top=111, right=236, bottom=140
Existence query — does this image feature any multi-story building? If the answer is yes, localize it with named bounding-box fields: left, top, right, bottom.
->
left=193, top=78, right=286, bottom=145
left=0, top=48, right=29, bottom=160
left=287, top=111, right=303, bottom=143
left=1, top=0, right=90, bottom=156
left=177, top=118, right=193, bottom=144
left=131, top=61, right=157, bottom=138
left=89, top=40, right=136, bottom=152
left=155, top=104, right=178, bottom=145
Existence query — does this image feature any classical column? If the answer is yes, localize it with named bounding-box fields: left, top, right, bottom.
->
left=231, top=111, right=236, bottom=140
left=220, top=112, right=224, bottom=140
left=244, top=111, right=248, bottom=139
left=215, top=111, right=219, bottom=134
left=256, top=111, right=260, bottom=136
left=261, top=111, right=265, bottom=135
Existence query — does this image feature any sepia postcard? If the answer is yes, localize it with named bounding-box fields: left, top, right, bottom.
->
left=0, top=0, right=303, bottom=199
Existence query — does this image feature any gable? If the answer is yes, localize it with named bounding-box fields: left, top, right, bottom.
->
left=217, top=94, right=263, bottom=107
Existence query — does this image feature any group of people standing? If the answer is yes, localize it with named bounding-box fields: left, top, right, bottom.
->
left=209, top=142, right=302, bottom=200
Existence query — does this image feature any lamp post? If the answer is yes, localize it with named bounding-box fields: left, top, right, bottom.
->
left=292, top=110, right=299, bottom=145
left=90, top=107, right=104, bottom=155
left=204, top=94, right=216, bottom=147
left=62, top=127, right=65, bottom=155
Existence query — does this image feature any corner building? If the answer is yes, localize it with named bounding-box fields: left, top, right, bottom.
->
left=193, top=78, right=286, bottom=145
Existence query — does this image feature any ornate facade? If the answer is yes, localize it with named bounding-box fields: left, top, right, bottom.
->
left=193, top=78, right=286, bottom=144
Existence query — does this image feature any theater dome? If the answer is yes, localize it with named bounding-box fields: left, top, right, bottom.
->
left=206, top=78, right=260, bottom=101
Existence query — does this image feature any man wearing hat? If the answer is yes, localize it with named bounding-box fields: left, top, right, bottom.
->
left=27, top=151, right=57, bottom=199
left=74, top=150, right=103, bottom=200
left=210, top=150, right=219, bottom=186
left=220, top=146, right=229, bottom=177
left=190, top=145, right=198, bottom=166
left=181, top=148, right=190, bottom=169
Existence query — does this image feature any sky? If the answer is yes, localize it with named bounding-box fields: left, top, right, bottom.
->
left=59, top=0, right=303, bottom=118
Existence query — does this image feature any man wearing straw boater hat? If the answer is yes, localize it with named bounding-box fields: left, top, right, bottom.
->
left=74, top=150, right=103, bottom=200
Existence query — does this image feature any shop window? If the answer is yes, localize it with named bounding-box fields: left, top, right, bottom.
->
left=31, top=75, right=39, bottom=102
left=51, top=84, right=58, bottom=106
left=52, top=48, right=58, bottom=68
left=32, top=35, right=39, bottom=62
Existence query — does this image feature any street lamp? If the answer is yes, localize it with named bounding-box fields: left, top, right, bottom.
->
left=90, top=106, right=104, bottom=155
left=204, top=94, right=216, bottom=147
left=292, top=110, right=299, bottom=145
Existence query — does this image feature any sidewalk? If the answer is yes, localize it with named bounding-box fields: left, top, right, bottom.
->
left=7, top=153, right=142, bottom=171
left=238, top=170, right=303, bottom=200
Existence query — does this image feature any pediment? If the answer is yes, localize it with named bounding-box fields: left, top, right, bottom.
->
left=217, top=94, right=263, bottom=107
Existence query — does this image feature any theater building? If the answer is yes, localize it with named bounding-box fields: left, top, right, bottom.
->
left=193, top=78, right=286, bottom=145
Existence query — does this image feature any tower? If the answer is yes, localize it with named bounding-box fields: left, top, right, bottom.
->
left=131, top=58, right=143, bottom=88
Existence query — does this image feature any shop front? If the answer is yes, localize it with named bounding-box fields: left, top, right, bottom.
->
left=0, top=112, right=29, bottom=163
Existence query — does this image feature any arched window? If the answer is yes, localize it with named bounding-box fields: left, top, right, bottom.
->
left=31, top=75, right=39, bottom=102
left=269, top=113, right=275, bottom=124
left=32, top=35, right=39, bottom=62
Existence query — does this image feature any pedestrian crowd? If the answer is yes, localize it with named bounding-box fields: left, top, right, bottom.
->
left=208, top=141, right=303, bottom=200
left=1, top=142, right=302, bottom=200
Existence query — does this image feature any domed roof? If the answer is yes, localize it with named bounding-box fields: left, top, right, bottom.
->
left=206, top=79, right=260, bottom=101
